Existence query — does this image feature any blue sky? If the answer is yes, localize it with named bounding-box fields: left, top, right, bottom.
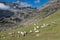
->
left=2, top=0, right=49, bottom=8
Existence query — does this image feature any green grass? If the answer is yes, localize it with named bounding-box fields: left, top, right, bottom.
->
left=0, top=10, right=60, bottom=40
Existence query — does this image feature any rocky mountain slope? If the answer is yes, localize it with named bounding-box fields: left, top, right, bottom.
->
left=0, top=0, right=60, bottom=31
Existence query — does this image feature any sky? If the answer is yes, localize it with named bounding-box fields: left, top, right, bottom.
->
left=2, top=0, right=49, bottom=8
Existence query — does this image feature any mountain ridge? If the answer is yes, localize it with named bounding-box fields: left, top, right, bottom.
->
left=0, top=0, right=60, bottom=31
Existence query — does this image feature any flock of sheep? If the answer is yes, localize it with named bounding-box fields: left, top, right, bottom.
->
left=0, top=21, right=56, bottom=39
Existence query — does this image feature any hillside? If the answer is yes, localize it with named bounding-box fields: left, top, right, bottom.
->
left=0, top=0, right=60, bottom=40
left=0, top=7, right=60, bottom=40
left=0, top=0, right=60, bottom=31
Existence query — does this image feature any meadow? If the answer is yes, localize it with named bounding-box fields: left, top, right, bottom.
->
left=0, top=9, right=60, bottom=40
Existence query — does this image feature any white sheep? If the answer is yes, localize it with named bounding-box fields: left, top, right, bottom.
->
left=41, top=24, right=46, bottom=28
left=20, top=32, right=25, bottom=36
left=36, top=26, right=39, bottom=29
left=52, top=21, right=55, bottom=24
left=18, top=31, right=20, bottom=34
left=29, top=30, right=33, bottom=33
left=1, top=35, right=6, bottom=39
left=24, top=31, right=27, bottom=34
left=46, top=24, right=50, bottom=26
left=34, top=23, right=36, bottom=26
left=34, top=27, right=37, bottom=31
left=41, top=25, right=45, bottom=28
left=43, top=24, right=46, bottom=26
left=3, top=37, right=5, bottom=39
left=34, top=30, right=39, bottom=33
left=8, top=32, right=12, bottom=35
left=51, top=21, right=56, bottom=25
left=1, top=35, right=4, bottom=37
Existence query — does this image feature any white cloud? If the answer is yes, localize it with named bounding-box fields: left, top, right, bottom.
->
left=18, top=2, right=32, bottom=7
left=35, top=0, right=40, bottom=3
left=0, top=3, right=10, bottom=10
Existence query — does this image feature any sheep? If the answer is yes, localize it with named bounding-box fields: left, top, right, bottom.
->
left=8, top=32, right=15, bottom=37
left=8, top=32, right=12, bottom=35
left=43, top=24, right=46, bottom=26
left=41, top=25, right=45, bottom=28
left=36, top=26, right=39, bottom=29
left=1, top=35, right=4, bottom=37
left=46, top=24, right=50, bottom=26
left=18, top=31, right=20, bottom=34
left=34, top=30, right=39, bottom=33
left=8, top=32, right=15, bottom=35
left=52, top=21, right=55, bottom=24
left=29, top=30, right=33, bottom=33
left=20, top=32, right=25, bottom=36
left=46, top=24, right=49, bottom=26
left=24, top=31, right=27, bottom=34
left=41, top=23, right=50, bottom=28
left=34, top=23, right=36, bottom=26
left=41, top=24, right=46, bottom=28
left=3, top=37, right=5, bottom=39
left=34, top=27, right=37, bottom=31
left=51, top=21, right=57, bottom=25
left=1, top=35, right=5, bottom=39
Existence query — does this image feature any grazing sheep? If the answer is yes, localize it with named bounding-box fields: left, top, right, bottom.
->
left=18, top=31, right=20, bottom=34
left=51, top=21, right=57, bottom=25
left=9, top=32, right=15, bottom=35
left=43, top=24, right=46, bottom=26
left=46, top=24, right=50, bottom=26
left=41, top=24, right=46, bottom=28
left=1, top=35, right=4, bottom=37
left=24, top=31, right=27, bottom=34
left=52, top=22, right=55, bottom=24
left=8, top=32, right=12, bottom=35
left=8, top=32, right=15, bottom=37
left=29, top=30, right=33, bottom=33
left=34, top=23, right=36, bottom=26
left=46, top=24, right=49, bottom=26
left=41, top=23, right=50, bottom=28
left=1, top=35, right=5, bottom=39
left=41, top=25, right=45, bottom=28
left=36, top=26, right=39, bottom=29
left=20, top=32, right=25, bottom=36
left=34, top=30, right=39, bottom=33
left=3, top=37, right=5, bottom=39
left=34, top=27, right=37, bottom=31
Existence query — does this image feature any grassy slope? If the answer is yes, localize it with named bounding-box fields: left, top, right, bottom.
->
left=0, top=9, right=60, bottom=40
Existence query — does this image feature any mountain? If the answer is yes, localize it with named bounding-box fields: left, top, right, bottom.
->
left=0, top=0, right=60, bottom=30
left=0, top=0, right=60, bottom=40
left=3, top=1, right=36, bottom=10
left=0, top=2, right=36, bottom=24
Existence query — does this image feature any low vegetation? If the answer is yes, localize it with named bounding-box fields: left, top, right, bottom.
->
left=0, top=8, right=60, bottom=40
